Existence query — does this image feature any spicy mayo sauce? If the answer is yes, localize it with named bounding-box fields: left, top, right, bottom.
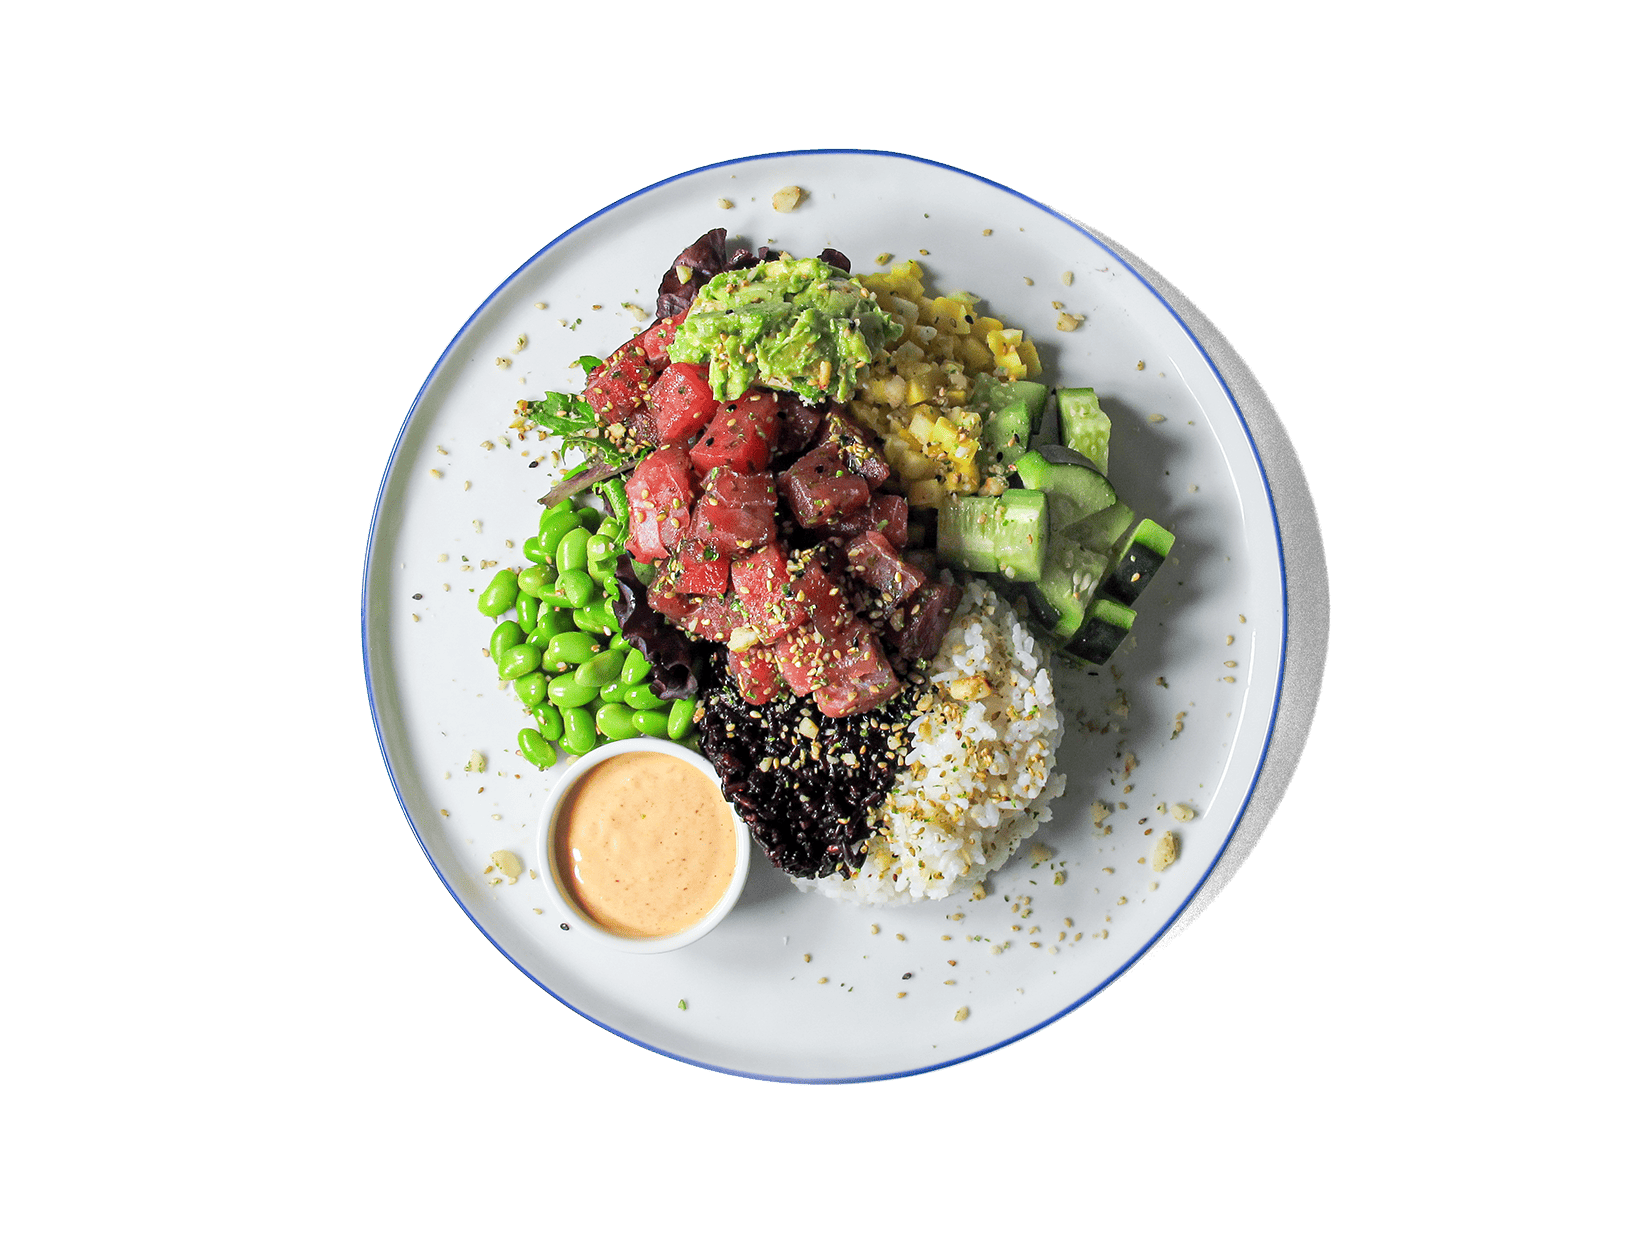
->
left=555, top=751, right=738, bottom=938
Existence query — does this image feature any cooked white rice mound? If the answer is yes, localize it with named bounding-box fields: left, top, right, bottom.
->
left=797, top=579, right=1066, bottom=906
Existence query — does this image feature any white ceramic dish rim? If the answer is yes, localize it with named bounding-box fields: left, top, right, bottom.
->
left=534, top=738, right=752, bottom=955
left=360, top=149, right=1283, bottom=1085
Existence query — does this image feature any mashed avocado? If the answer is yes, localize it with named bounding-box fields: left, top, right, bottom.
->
left=667, top=257, right=903, bottom=404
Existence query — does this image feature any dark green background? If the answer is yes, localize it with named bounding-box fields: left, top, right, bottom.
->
left=12, top=4, right=1625, bottom=1230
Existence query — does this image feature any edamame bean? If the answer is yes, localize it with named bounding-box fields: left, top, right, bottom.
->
left=630, top=708, right=668, bottom=737
left=522, top=536, right=548, bottom=565
left=559, top=705, right=597, bottom=755
left=526, top=622, right=555, bottom=649
left=546, top=631, right=598, bottom=665
left=489, top=620, right=524, bottom=662
left=577, top=506, right=604, bottom=530
left=620, top=648, right=651, bottom=686
left=516, top=593, right=540, bottom=635
left=574, top=648, right=624, bottom=689
left=666, top=697, right=695, bottom=741
left=531, top=701, right=563, bottom=742
left=496, top=643, right=542, bottom=680
left=624, top=682, right=666, bottom=711
left=518, top=727, right=557, bottom=769
left=595, top=703, right=637, bottom=741
left=537, top=605, right=575, bottom=635
left=547, top=671, right=599, bottom=708
left=596, top=517, right=623, bottom=543
left=514, top=671, right=548, bottom=709
left=585, top=534, right=615, bottom=561
left=586, top=556, right=616, bottom=589
left=477, top=569, right=519, bottom=616
left=572, top=604, right=615, bottom=637
left=557, top=569, right=594, bottom=608
left=599, top=679, right=628, bottom=705
left=609, top=634, right=631, bottom=652
left=536, top=510, right=582, bottom=560
left=542, top=497, right=574, bottom=524
left=515, top=565, right=553, bottom=599
left=555, top=527, right=592, bottom=574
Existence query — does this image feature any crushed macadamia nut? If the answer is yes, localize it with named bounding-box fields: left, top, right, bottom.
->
left=1151, top=831, right=1178, bottom=872
left=771, top=185, right=806, bottom=212
left=491, top=850, right=523, bottom=884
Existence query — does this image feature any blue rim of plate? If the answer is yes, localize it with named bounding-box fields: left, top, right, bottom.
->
left=362, top=148, right=1289, bottom=1084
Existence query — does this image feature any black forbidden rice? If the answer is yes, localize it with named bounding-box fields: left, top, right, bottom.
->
left=696, top=650, right=929, bottom=881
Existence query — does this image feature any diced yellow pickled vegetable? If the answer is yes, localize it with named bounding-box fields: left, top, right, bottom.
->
left=972, top=315, right=1004, bottom=337
left=915, top=296, right=938, bottom=326
left=905, top=368, right=942, bottom=406
left=958, top=335, right=994, bottom=372
left=930, top=297, right=973, bottom=335
left=1018, top=338, right=1042, bottom=376
left=908, top=479, right=943, bottom=506
left=863, top=260, right=925, bottom=300
left=929, top=416, right=960, bottom=450
left=908, top=409, right=938, bottom=445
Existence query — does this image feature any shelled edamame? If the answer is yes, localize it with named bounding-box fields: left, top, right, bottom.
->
left=477, top=498, right=695, bottom=768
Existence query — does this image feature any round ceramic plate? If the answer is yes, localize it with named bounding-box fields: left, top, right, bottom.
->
left=363, top=150, right=1324, bottom=1082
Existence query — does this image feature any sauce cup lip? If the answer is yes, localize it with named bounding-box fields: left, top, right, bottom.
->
left=536, top=737, right=751, bottom=955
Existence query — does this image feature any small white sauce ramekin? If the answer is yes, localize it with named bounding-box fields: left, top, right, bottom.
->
left=535, top=737, right=751, bottom=954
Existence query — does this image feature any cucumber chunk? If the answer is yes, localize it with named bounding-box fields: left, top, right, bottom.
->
left=1057, top=388, right=1111, bottom=474
left=1100, top=518, right=1176, bottom=606
left=1028, top=539, right=1109, bottom=640
left=935, top=489, right=1048, bottom=582
left=974, top=374, right=1048, bottom=470
left=1014, top=446, right=1117, bottom=547
left=1062, top=598, right=1136, bottom=666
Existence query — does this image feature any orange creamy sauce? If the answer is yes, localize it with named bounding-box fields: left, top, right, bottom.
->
left=555, top=752, right=738, bottom=938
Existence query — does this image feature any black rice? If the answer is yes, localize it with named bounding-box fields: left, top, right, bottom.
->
left=695, top=650, right=928, bottom=880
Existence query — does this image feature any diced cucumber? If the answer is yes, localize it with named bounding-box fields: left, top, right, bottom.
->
left=936, top=496, right=1006, bottom=573
left=1062, top=598, right=1136, bottom=666
left=974, top=374, right=1048, bottom=470
left=935, top=489, right=1048, bottom=582
left=1027, top=539, right=1109, bottom=640
left=1057, top=388, right=1111, bottom=474
left=1069, top=500, right=1133, bottom=555
left=1014, top=446, right=1117, bottom=546
left=1100, top=518, right=1175, bottom=606
left=994, top=488, right=1048, bottom=582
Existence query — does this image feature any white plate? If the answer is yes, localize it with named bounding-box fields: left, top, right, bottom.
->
left=363, top=150, right=1323, bottom=1082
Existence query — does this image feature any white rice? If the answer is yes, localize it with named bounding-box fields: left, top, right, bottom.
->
left=796, top=579, right=1066, bottom=906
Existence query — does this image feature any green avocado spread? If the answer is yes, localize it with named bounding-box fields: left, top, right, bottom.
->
left=666, top=257, right=903, bottom=404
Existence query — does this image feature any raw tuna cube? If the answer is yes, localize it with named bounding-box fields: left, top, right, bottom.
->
left=650, top=362, right=719, bottom=446
left=728, top=644, right=784, bottom=705
left=680, top=594, right=744, bottom=642
left=638, top=312, right=684, bottom=366
left=772, top=625, right=826, bottom=695
left=730, top=545, right=807, bottom=644
left=644, top=561, right=698, bottom=623
left=811, top=621, right=901, bottom=716
left=814, top=674, right=902, bottom=718
left=889, top=581, right=962, bottom=662
left=625, top=446, right=697, bottom=563
left=773, top=392, right=824, bottom=458
left=689, top=390, right=780, bottom=475
left=777, top=446, right=871, bottom=528
left=673, top=539, right=730, bottom=596
left=813, top=408, right=892, bottom=489
left=583, top=340, right=654, bottom=423
left=846, top=530, right=927, bottom=605
left=792, top=555, right=852, bottom=634
left=690, top=468, right=777, bottom=557
left=821, top=492, right=909, bottom=545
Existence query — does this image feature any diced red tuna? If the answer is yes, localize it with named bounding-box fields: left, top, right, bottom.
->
left=730, top=545, right=807, bottom=644
left=792, top=555, right=852, bottom=634
left=679, top=593, right=744, bottom=642
left=643, top=561, right=698, bottom=623
left=772, top=626, right=826, bottom=696
left=846, top=530, right=927, bottom=605
left=811, top=623, right=901, bottom=717
left=583, top=340, right=654, bottom=423
left=777, top=446, right=871, bottom=528
left=888, top=580, right=962, bottom=663
left=728, top=644, right=784, bottom=705
left=813, top=408, right=892, bottom=489
left=672, top=539, right=730, bottom=596
left=649, top=362, right=719, bottom=446
left=773, top=393, right=824, bottom=458
left=638, top=312, right=684, bottom=366
left=689, top=390, right=780, bottom=475
left=624, top=446, right=697, bottom=563
left=689, top=467, right=777, bottom=558
left=823, top=492, right=909, bottom=545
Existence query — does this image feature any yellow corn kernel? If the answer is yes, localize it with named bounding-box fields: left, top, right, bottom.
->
left=907, top=479, right=943, bottom=506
